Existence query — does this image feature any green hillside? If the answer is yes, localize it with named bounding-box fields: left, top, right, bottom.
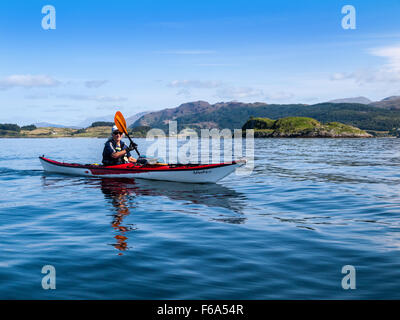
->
left=242, top=116, right=372, bottom=138
left=132, top=101, right=400, bottom=132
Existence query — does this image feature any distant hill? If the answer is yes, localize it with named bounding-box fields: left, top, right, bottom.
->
left=329, top=97, right=372, bottom=104
left=34, top=122, right=81, bottom=129
left=77, top=115, right=113, bottom=128
left=132, top=101, right=269, bottom=130
left=78, top=111, right=151, bottom=128
left=327, top=96, right=400, bottom=110
left=242, top=116, right=371, bottom=138
left=132, top=101, right=215, bottom=127
left=370, top=96, right=400, bottom=110
left=132, top=100, right=400, bottom=132
left=126, top=111, right=150, bottom=126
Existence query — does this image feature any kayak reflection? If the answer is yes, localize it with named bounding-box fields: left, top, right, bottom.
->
left=100, top=178, right=247, bottom=255
left=41, top=175, right=247, bottom=254
left=100, top=179, right=138, bottom=255
left=41, top=175, right=246, bottom=215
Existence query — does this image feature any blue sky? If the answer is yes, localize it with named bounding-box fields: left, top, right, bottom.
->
left=1, top=0, right=400, bottom=125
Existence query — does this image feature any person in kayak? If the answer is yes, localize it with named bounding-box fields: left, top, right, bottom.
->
left=102, top=125, right=137, bottom=166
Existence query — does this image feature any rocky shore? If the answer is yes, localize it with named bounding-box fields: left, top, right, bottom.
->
left=242, top=117, right=372, bottom=138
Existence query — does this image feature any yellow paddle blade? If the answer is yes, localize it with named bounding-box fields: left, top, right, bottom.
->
left=114, top=111, right=128, bottom=135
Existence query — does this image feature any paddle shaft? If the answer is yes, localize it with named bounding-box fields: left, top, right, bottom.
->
left=114, top=111, right=141, bottom=157
left=125, top=131, right=141, bottom=157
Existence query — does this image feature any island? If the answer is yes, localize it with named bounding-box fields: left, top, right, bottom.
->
left=242, top=117, right=372, bottom=138
left=0, top=122, right=151, bottom=138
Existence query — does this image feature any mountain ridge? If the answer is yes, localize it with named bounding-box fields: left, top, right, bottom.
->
left=132, top=98, right=400, bottom=132
left=329, top=97, right=372, bottom=104
left=17, top=96, right=400, bottom=131
left=370, top=96, right=400, bottom=110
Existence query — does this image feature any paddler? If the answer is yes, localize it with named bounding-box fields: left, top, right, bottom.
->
left=102, top=125, right=137, bottom=165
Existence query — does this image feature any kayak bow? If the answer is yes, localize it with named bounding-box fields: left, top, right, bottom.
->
left=39, top=156, right=246, bottom=183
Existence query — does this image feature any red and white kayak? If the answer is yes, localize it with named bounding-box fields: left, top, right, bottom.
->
left=39, top=156, right=246, bottom=183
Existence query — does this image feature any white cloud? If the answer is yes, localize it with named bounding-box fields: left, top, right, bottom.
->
left=85, top=80, right=108, bottom=88
left=370, top=45, right=400, bottom=71
left=96, top=105, right=126, bottom=111
left=93, top=96, right=128, bottom=102
left=331, top=45, right=400, bottom=84
left=24, top=93, right=50, bottom=99
left=216, top=87, right=264, bottom=99
left=168, top=80, right=222, bottom=88
left=264, top=91, right=295, bottom=101
left=57, top=94, right=128, bottom=102
left=330, top=72, right=351, bottom=81
left=176, top=88, right=192, bottom=97
left=330, top=69, right=400, bottom=84
left=168, top=79, right=291, bottom=101
left=0, top=74, right=60, bottom=90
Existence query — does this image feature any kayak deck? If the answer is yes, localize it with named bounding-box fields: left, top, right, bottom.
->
left=39, top=156, right=245, bottom=183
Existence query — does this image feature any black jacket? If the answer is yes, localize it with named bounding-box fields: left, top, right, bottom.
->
left=102, top=139, right=131, bottom=166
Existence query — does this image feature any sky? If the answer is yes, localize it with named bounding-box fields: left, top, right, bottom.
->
left=0, top=0, right=400, bottom=125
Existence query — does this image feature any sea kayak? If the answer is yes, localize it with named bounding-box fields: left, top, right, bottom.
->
left=39, top=156, right=246, bottom=183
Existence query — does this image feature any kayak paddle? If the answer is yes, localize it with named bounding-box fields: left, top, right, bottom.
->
left=114, top=111, right=141, bottom=157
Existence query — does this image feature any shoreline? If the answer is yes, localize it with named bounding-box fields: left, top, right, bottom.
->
left=0, top=135, right=396, bottom=139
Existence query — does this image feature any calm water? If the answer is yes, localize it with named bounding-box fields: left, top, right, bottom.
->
left=1, top=137, right=400, bottom=299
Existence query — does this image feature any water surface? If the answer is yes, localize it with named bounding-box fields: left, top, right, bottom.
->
left=1, top=138, right=400, bottom=299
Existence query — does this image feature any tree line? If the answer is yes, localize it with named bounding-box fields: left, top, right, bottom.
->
left=0, top=124, right=37, bottom=132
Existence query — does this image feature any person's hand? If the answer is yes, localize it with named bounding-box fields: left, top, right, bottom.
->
left=127, top=142, right=138, bottom=152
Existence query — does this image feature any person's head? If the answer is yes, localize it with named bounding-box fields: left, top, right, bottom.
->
left=111, top=125, right=123, bottom=142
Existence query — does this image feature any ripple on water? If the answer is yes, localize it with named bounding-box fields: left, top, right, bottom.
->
left=0, top=138, right=400, bottom=298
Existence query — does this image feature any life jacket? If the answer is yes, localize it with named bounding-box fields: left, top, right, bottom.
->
left=102, top=139, right=130, bottom=166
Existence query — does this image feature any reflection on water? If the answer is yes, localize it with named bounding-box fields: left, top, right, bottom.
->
left=100, top=179, right=137, bottom=255
left=41, top=175, right=247, bottom=254
left=129, top=179, right=246, bottom=214
left=5, top=138, right=400, bottom=299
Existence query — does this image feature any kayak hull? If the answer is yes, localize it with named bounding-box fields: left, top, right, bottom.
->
left=39, top=156, right=245, bottom=183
